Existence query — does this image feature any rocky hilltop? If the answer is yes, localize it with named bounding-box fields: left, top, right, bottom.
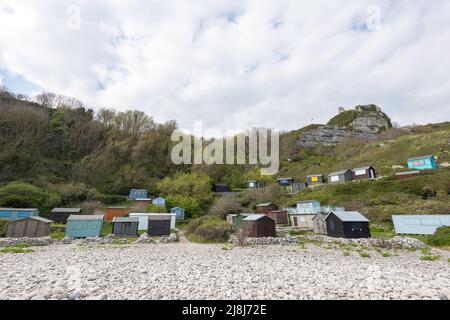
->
left=296, top=105, right=392, bottom=148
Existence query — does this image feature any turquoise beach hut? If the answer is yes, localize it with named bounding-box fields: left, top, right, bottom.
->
left=65, top=215, right=104, bottom=238
left=407, top=155, right=437, bottom=170
left=0, top=208, right=39, bottom=220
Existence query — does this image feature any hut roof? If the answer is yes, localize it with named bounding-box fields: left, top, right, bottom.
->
left=135, top=198, right=152, bottom=201
left=395, top=170, right=421, bottom=176
left=325, top=211, right=369, bottom=222
left=244, top=214, right=274, bottom=221
left=112, top=217, right=140, bottom=223
left=408, top=155, right=435, bottom=161
left=12, top=216, right=53, bottom=224
left=256, top=203, right=274, bottom=207
left=307, top=174, right=323, bottom=177
left=170, top=207, right=184, bottom=211
left=277, top=177, right=293, bottom=181
left=67, top=215, right=104, bottom=221
left=312, top=213, right=328, bottom=221
left=352, top=166, right=373, bottom=171
left=0, top=208, right=38, bottom=211
left=51, top=208, right=81, bottom=213
left=328, top=169, right=351, bottom=176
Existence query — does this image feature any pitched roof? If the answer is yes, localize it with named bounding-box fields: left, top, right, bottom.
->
left=135, top=198, right=152, bottom=201
left=256, top=203, right=274, bottom=207
left=307, top=174, right=323, bottom=178
left=243, top=214, right=274, bottom=221
left=408, top=155, right=435, bottom=161
left=11, top=216, right=53, bottom=224
left=352, top=166, right=373, bottom=172
left=312, top=213, right=328, bottom=221
left=112, top=217, right=140, bottom=223
left=325, top=211, right=369, bottom=222
left=277, top=177, right=293, bottom=180
left=170, top=207, right=185, bottom=211
left=67, top=215, right=104, bottom=221
left=328, top=169, right=351, bottom=176
left=51, top=208, right=81, bottom=213
left=395, top=170, right=421, bottom=176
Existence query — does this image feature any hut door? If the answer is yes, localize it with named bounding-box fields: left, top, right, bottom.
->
left=293, top=217, right=298, bottom=227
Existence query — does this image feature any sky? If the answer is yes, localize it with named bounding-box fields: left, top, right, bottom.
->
left=1, top=0, right=450, bottom=136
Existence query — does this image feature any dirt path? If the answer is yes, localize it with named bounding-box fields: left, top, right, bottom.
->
left=177, top=229, right=190, bottom=243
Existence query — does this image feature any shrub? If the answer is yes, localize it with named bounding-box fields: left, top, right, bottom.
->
left=80, top=201, right=103, bottom=214
left=420, top=255, right=440, bottom=261
left=427, top=226, right=450, bottom=247
left=167, top=195, right=202, bottom=218
left=359, top=252, right=371, bottom=258
left=208, top=194, right=245, bottom=219
left=0, top=182, right=58, bottom=212
left=187, top=216, right=233, bottom=242
left=57, top=183, right=99, bottom=205
left=0, top=218, right=9, bottom=237
left=146, top=204, right=168, bottom=213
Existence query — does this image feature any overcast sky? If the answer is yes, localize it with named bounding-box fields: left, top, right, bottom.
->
left=1, top=0, right=449, bottom=135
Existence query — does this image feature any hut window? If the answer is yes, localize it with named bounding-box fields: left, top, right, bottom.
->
left=355, top=169, right=366, bottom=176
left=329, top=220, right=335, bottom=230
left=330, top=176, right=339, bottom=182
left=351, top=222, right=363, bottom=231
left=412, top=160, right=425, bottom=166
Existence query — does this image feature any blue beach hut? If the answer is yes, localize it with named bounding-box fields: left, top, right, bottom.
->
left=407, top=155, right=437, bottom=170
left=170, top=207, right=185, bottom=220
left=65, top=215, right=104, bottom=238
left=0, top=208, right=39, bottom=220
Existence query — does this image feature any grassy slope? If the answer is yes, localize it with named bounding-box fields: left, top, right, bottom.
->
left=277, top=125, right=450, bottom=222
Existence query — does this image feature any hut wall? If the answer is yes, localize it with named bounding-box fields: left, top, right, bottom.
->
left=112, top=222, right=139, bottom=236
left=7, top=219, right=51, bottom=238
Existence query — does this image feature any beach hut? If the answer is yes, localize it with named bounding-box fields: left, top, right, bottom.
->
left=292, top=182, right=308, bottom=193
left=392, top=215, right=450, bottom=235
left=129, top=189, right=148, bottom=200
left=147, top=215, right=172, bottom=236
left=324, top=211, right=370, bottom=239
left=213, top=184, right=231, bottom=193
left=6, top=216, right=53, bottom=238
left=297, top=200, right=321, bottom=214
left=289, top=212, right=316, bottom=229
left=267, top=210, right=289, bottom=225
left=50, top=208, right=81, bottom=224
left=152, top=197, right=166, bottom=206
left=247, top=180, right=263, bottom=189
left=112, top=217, right=139, bottom=237
left=242, top=214, right=276, bottom=238
left=104, top=207, right=129, bottom=222
left=395, top=170, right=421, bottom=180
left=226, top=213, right=252, bottom=227
left=129, top=213, right=176, bottom=231
left=256, top=203, right=277, bottom=213
left=135, top=198, right=152, bottom=207
left=0, top=208, right=39, bottom=221
left=65, top=215, right=104, bottom=238
left=312, top=213, right=328, bottom=235
left=407, top=155, right=437, bottom=170
left=170, top=207, right=185, bottom=220
left=328, top=170, right=353, bottom=184
left=352, top=166, right=376, bottom=180
left=277, top=178, right=294, bottom=187
left=307, top=174, right=324, bottom=185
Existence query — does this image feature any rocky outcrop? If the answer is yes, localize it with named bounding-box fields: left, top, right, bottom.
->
left=296, top=105, right=392, bottom=148
left=296, top=125, right=376, bottom=148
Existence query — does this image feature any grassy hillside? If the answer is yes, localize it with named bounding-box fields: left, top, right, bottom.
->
left=283, top=168, right=450, bottom=222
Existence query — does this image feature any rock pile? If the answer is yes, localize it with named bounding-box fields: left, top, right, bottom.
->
left=135, top=233, right=179, bottom=244
left=0, top=237, right=53, bottom=248
left=229, top=235, right=299, bottom=246
left=304, top=235, right=428, bottom=249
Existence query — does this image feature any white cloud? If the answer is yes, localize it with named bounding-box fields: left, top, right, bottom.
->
left=0, top=0, right=450, bottom=135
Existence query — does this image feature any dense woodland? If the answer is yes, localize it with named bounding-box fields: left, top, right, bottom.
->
left=2, top=86, right=450, bottom=227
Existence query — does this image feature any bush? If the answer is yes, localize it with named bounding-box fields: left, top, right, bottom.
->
left=146, top=204, right=168, bottom=213
left=166, top=195, right=202, bottom=218
left=187, top=216, right=233, bottom=242
left=0, top=218, right=9, bottom=237
left=427, top=226, right=450, bottom=247
left=57, top=183, right=99, bottom=205
left=0, top=182, right=59, bottom=211
left=208, top=194, right=245, bottom=219
left=80, top=201, right=103, bottom=215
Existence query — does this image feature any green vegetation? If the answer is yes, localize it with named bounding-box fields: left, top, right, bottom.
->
left=146, top=204, right=168, bottom=213
left=420, top=255, right=441, bottom=261
left=327, top=105, right=392, bottom=129
left=101, top=222, right=113, bottom=236
left=0, top=243, right=34, bottom=254
left=427, top=227, right=450, bottom=247
left=359, top=252, right=371, bottom=258
left=186, top=215, right=233, bottom=243
left=381, top=252, right=391, bottom=257
left=343, top=250, right=351, bottom=256
left=49, top=231, right=66, bottom=240
left=0, top=218, right=8, bottom=237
